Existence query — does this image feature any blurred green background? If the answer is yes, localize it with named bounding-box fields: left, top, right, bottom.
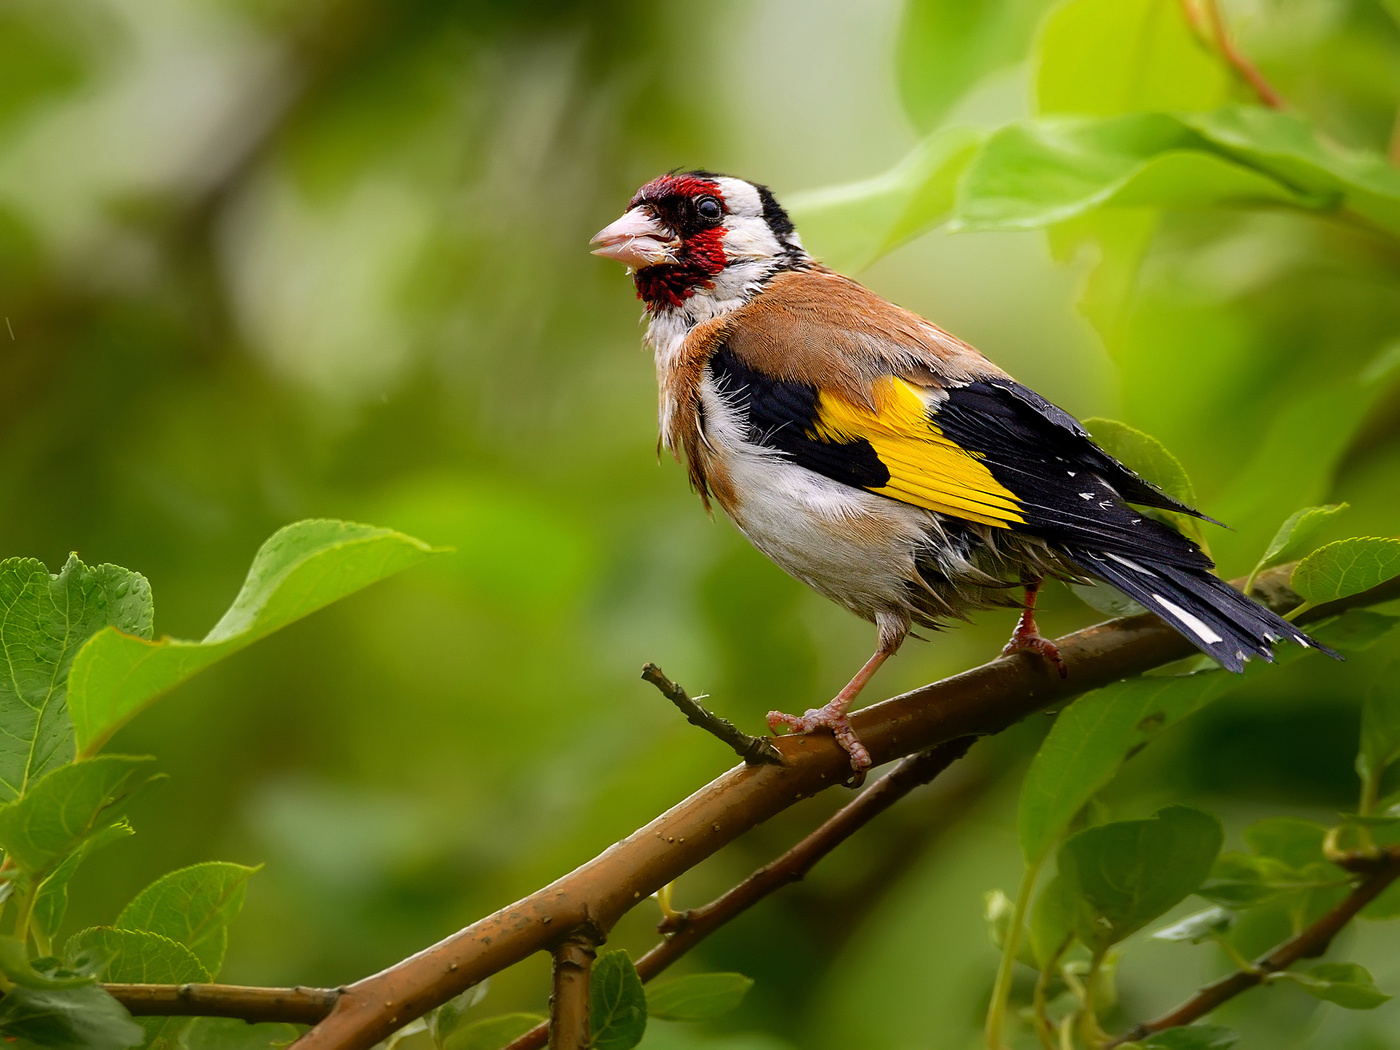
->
left=2, top=0, right=1399, bottom=1047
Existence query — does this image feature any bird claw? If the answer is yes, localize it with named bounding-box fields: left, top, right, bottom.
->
left=1001, top=632, right=1068, bottom=678
left=767, top=704, right=872, bottom=771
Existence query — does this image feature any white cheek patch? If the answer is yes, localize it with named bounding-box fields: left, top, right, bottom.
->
left=713, top=177, right=763, bottom=218
left=720, top=216, right=783, bottom=263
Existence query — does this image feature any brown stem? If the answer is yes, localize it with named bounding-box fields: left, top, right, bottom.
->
left=76, top=566, right=1395, bottom=1045
left=500, top=738, right=976, bottom=1050
left=546, top=931, right=599, bottom=1050
left=1177, top=0, right=1209, bottom=40
left=1204, top=0, right=1286, bottom=109
left=641, top=663, right=782, bottom=765
left=1110, top=847, right=1400, bottom=1046
left=105, top=983, right=341, bottom=1025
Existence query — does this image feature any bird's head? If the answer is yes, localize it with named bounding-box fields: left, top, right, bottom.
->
left=591, top=172, right=807, bottom=317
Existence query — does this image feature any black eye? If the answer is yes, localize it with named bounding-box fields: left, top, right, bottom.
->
left=696, top=196, right=723, bottom=222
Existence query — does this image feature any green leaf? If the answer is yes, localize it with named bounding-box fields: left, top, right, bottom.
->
left=985, top=888, right=1037, bottom=967
left=1057, top=805, right=1222, bottom=951
left=1308, top=610, right=1400, bottom=653
left=786, top=126, right=985, bottom=271
left=32, top=821, right=134, bottom=942
left=1150, top=906, right=1235, bottom=944
left=1082, top=418, right=1195, bottom=506
left=954, top=108, right=1400, bottom=237
left=426, top=982, right=489, bottom=1045
left=0, top=555, right=151, bottom=802
left=1045, top=208, right=1158, bottom=344
left=1360, top=679, right=1400, bottom=799
left=1034, top=0, right=1231, bottom=116
left=1197, top=853, right=1340, bottom=909
left=1290, top=962, right=1390, bottom=1009
left=1137, top=1025, right=1238, bottom=1049
left=65, top=928, right=210, bottom=1050
left=898, top=0, right=1051, bottom=130
left=1252, top=504, right=1350, bottom=577
left=0, top=755, right=157, bottom=877
left=0, top=984, right=144, bottom=1050
left=181, top=1017, right=302, bottom=1050
left=1018, top=670, right=1234, bottom=863
left=439, top=1014, right=544, bottom=1050
left=953, top=113, right=1312, bottom=233
left=1242, top=818, right=1327, bottom=870
left=1292, top=537, right=1400, bottom=606
left=65, top=927, right=210, bottom=983
left=590, top=950, right=647, bottom=1050
left=1361, top=878, right=1400, bottom=920
left=68, top=520, right=440, bottom=755
left=1029, top=874, right=1076, bottom=967
left=645, top=972, right=753, bottom=1021
left=0, top=936, right=95, bottom=989
left=1069, top=582, right=1147, bottom=618
left=116, top=862, right=258, bottom=977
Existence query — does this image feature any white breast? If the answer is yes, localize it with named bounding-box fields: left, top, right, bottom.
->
left=695, top=374, right=941, bottom=624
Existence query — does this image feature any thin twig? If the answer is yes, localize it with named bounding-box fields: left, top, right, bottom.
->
left=641, top=663, right=782, bottom=765
left=105, top=983, right=341, bottom=1024
left=1110, top=846, right=1400, bottom=1046
left=500, top=738, right=976, bottom=1050
left=1204, top=0, right=1286, bottom=109
left=642, top=737, right=976, bottom=965
left=546, top=931, right=598, bottom=1050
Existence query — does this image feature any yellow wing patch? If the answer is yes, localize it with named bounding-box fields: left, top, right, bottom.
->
left=809, top=377, right=1026, bottom=528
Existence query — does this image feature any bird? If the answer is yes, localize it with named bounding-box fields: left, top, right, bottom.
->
left=590, top=170, right=1336, bottom=771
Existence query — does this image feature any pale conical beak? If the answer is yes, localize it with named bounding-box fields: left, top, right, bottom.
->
left=589, top=207, right=679, bottom=268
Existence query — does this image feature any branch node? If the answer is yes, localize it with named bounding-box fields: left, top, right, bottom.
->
left=641, top=663, right=783, bottom=765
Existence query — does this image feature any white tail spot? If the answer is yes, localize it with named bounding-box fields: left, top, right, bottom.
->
left=1151, top=594, right=1224, bottom=645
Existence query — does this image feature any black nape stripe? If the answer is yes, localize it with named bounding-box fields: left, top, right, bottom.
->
left=709, top=346, right=889, bottom=489
left=753, top=183, right=796, bottom=240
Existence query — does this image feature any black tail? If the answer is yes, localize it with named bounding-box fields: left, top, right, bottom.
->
left=1064, top=547, right=1340, bottom=672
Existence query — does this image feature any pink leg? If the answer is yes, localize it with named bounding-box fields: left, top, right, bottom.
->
left=767, top=646, right=893, bottom=771
left=1001, top=579, right=1067, bottom=678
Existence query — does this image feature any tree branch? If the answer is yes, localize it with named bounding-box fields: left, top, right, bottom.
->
left=641, top=736, right=976, bottom=969
left=546, top=930, right=599, bottom=1050
left=105, top=983, right=341, bottom=1024
left=500, top=736, right=978, bottom=1050
left=89, top=565, right=1399, bottom=1046
left=640, top=663, right=782, bottom=765
left=1110, top=846, right=1400, bottom=1046
left=285, top=566, right=1394, bottom=1050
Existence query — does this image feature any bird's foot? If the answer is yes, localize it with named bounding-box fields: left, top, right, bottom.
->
left=1001, top=628, right=1068, bottom=678
left=767, top=702, right=871, bottom=771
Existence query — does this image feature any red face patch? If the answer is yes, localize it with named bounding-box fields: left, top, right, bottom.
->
left=628, top=173, right=721, bottom=210
left=626, top=173, right=729, bottom=312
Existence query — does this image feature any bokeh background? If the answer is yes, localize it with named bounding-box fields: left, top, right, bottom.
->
left=2, top=0, right=1399, bottom=1047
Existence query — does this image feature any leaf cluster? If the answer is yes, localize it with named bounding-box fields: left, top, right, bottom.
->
left=0, top=521, right=438, bottom=1050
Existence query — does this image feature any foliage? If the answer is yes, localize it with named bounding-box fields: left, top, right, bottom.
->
left=0, top=522, right=434, bottom=1045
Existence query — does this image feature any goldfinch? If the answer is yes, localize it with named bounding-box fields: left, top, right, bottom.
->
left=591, top=171, right=1334, bottom=771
